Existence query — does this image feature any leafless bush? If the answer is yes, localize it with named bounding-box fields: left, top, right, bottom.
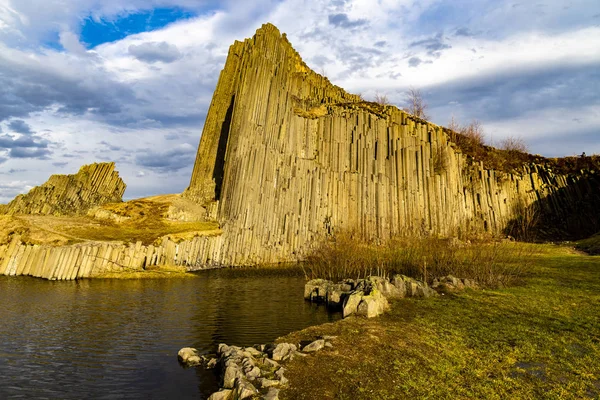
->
left=302, top=233, right=532, bottom=288
left=374, top=92, right=389, bottom=105
left=500, top=136, right=529, bottom=154
left=403, top=87, right=429, bottom=119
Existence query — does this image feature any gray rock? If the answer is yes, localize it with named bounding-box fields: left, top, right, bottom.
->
left=368, top=276, right=401, bottom=299
left=254, top=344, right=266, bottom=352
left=268, top=343, right=297, bottom=361
left=257, top=378, right=280, bottom=388
left=342, top=290, right=363, bottom=318
left=264, top=388, right=280, bottom=400
left=304, top=279, right=332, bottom=301
left=233, top=377, right=257, bottom=399
left=263, top=358, right=279, bottom=369
left=245, top=366, right=261, bottom=380
left=206, top=358, right=218, bottom=369
left=223, top=365, right=242, bottom=389
left=275, top=368, right=288, bottom=385
left=391, top=275, right=408, bottom=297
left=178, top=347, right=202, bottom=366
left=356, top=290, right=389, bottom=318
left=207, top=389, right=233, bottom=400
left=302, top=339, right=325, bottom=353
left=244, top=347, right=263, bottom=357
left=326, top=288, right=346, bottom=309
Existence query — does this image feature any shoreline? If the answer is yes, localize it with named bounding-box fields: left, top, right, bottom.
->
left=265, top=244, right=600, bottom=399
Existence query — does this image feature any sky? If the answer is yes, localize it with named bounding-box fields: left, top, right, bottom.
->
left=0, top=0, right=599, bottom=202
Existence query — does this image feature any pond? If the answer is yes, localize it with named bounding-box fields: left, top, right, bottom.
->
left=0, top=268, right=339, bottom=399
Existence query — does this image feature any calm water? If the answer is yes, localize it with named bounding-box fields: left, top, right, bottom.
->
left=0, top=269, right=339, bottom=399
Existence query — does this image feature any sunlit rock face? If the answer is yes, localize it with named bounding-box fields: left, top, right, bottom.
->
left=182, top=23, right=598, bottom=267
left=3, top=162, right=126, bottom=216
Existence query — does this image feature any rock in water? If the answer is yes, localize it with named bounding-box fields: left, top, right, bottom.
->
left=3, top=162, right=126, bottom=216
left=177, top=347, right=202, bottom=367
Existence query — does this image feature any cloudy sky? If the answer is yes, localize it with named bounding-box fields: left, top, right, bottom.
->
left=0, top=0, right=599, bottom=202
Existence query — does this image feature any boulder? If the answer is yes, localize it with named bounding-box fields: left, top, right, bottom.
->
left=233, top=377, right=257, bottom=399
left=391, top=275, right=408, bottom=297
left=304, top=279, right=332, bottom=301
left=356, top=289, right=389, bottom=318
left=223, top=365, right=242, bottom=389
left=342, top=290, right=364, bottom=318
left=267, top=343, right=297, bottom=361
left=326, top=288, right=346, bottom=309
left=302, top=339, right=325, bottom=353
left=207, top=389, right=233, bottom=400
left=245, top=366, right=261, bottom=380
left=263, top=358, right=279, bottom=369
left=257, top=378, right=280, bottom=388
left=264, top=388, right=280, bottom=400
left=275, top=367, right=288, bottom=385
left=367, top=276, right=402, bottom=298
left=177, top=347, right=202, bottom=367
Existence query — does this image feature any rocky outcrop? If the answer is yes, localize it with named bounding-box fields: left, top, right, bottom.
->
left=3, top=162, right=126, bottom=216
left=180, top=23, right=598, bottom=268
left=305, top=275, right=438, bottom=318
left=179, top=338, right=334, bottom=400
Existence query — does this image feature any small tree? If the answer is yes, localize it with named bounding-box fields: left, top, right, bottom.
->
left=403, top=87, right=429, bottom=119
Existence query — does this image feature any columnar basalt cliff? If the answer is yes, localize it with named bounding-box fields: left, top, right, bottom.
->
left=182, top=23, right=599, bottom=267
left=2, top=162, right=126, bottom=216
left=0, top=234, right=219, bottom=280
left=1, top=24, right=598, bottom=280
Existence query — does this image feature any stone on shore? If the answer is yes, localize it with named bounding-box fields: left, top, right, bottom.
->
left=302, top=339, right=325, bottom=353
left=207, top=389, right=233, bottom=400
left=267, top=343, right=297, bottom=361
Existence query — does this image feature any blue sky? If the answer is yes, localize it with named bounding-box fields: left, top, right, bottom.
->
left=80, top=8, right=197, bottom=48
left=0, top=0, right=599, bottom=202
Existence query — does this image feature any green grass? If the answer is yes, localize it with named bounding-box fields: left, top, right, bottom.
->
left=577, top=233, right=600, bottom=255
left=280, top=244, right=600, bottom=399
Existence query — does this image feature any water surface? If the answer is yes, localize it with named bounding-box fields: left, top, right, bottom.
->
left=0, top=268, right=339, bottom=399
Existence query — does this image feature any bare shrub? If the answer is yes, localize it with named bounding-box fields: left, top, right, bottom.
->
left=302, top=234, right=532, bottom=288
left=500, top=136, right=529, bottom=154
left=374, top=92, right=389, bottom=105
left=403, top=87, right=429, bottom=119
left=447, top=119, right=487, bottom=160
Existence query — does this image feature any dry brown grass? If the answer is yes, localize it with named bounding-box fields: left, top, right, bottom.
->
left=0, top=195, right=220, bottom=246
left=302, top=233, right=533, bottom=288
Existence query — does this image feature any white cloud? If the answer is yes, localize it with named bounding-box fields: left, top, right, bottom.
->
left=0, top=0, right=599, bottom=201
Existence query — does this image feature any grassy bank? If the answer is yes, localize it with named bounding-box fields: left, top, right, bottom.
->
left=577, top=233, right=600, bottom=255
left=280, top=244, right=600, bottom=399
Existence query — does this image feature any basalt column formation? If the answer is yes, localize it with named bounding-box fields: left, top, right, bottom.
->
left=3, top=162, right=126, bottom=216
left=181, top=23, right=596, bottom=267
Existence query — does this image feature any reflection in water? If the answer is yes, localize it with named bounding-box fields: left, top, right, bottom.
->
left=0, top=268, right=339, bottom=399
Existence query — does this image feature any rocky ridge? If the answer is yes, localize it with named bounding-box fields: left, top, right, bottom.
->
left=305, top=275, right=478, bottom=318
left=2, top=162, right=126, bottom=216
